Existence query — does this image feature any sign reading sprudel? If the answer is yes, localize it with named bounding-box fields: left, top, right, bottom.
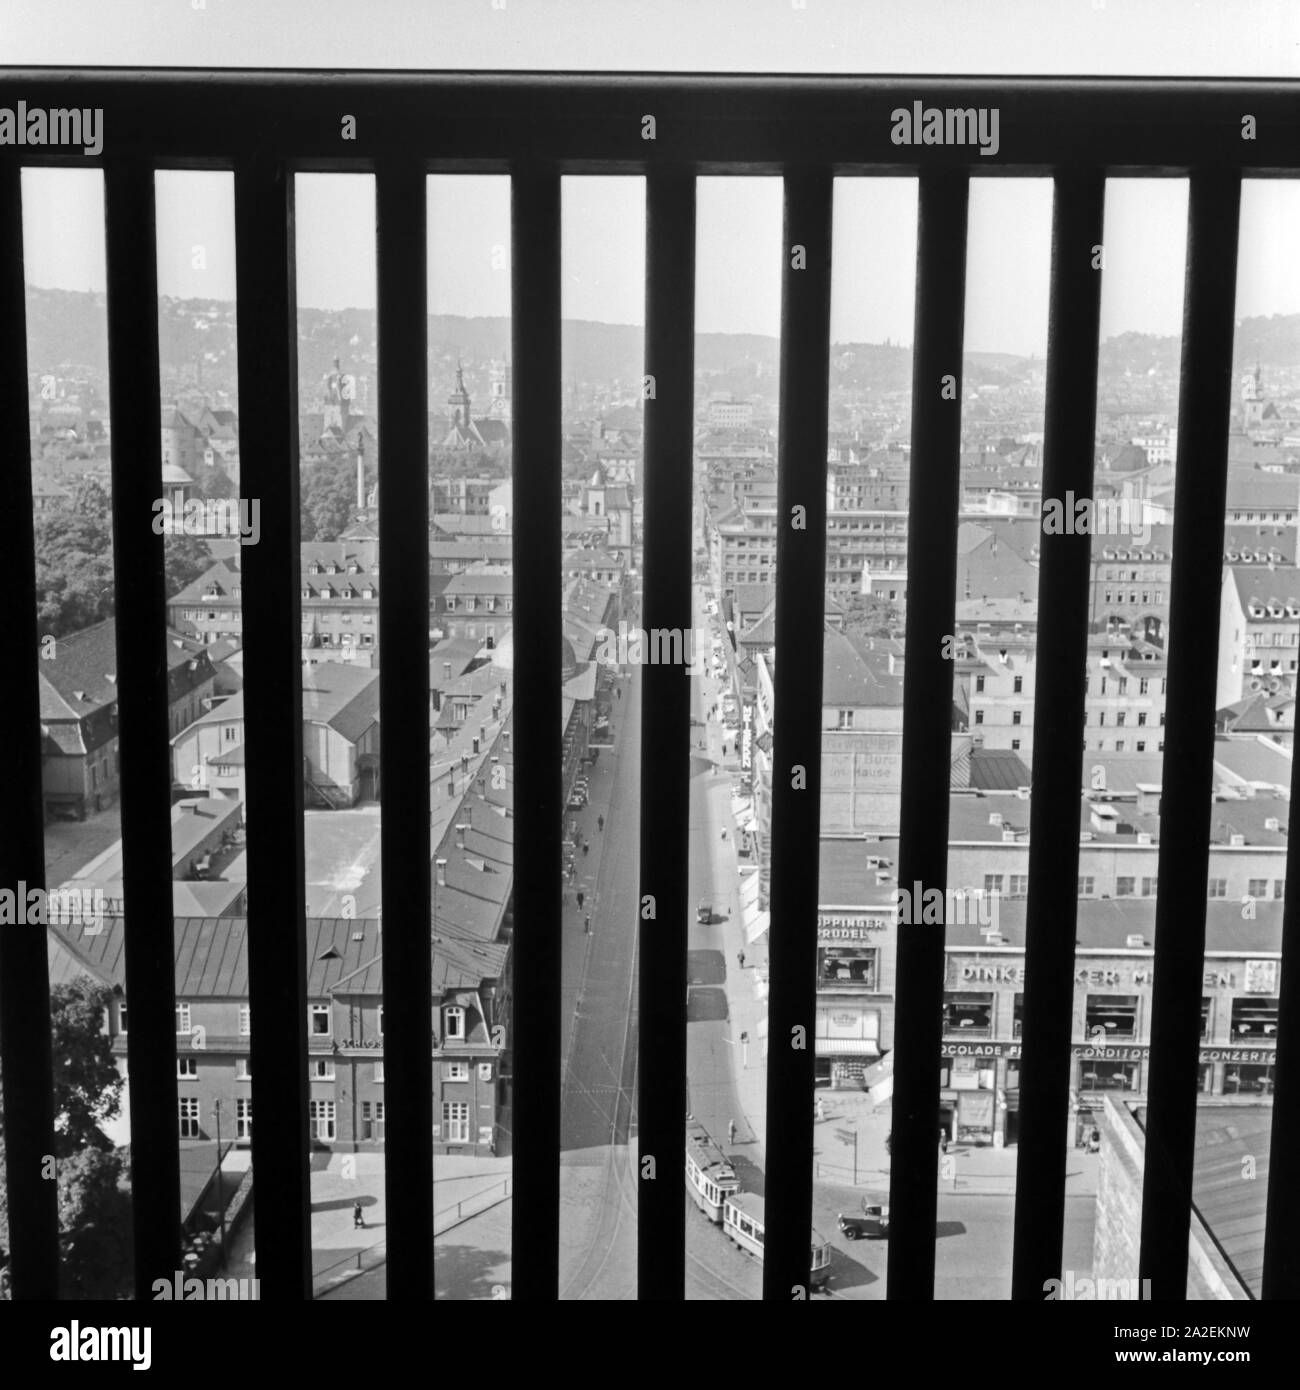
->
left=0, top=103, right=103, bottom=156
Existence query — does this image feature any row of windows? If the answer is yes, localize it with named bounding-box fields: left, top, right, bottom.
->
left=969, top=876, right=1281, bottom=900
left=1102, top=591, right=1165, bottom=605
left=441, top=597, right=510, bottom=612
left=944, top=992, right=1280, bottom=1042
left=177, top=1100, right=475, bottom=1144
left=172, top=1058, right=489, bottom=1083
left=162, top=1003, right=467, bottom=1039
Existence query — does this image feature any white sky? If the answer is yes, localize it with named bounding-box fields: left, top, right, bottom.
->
left=10, top=0, right=1300, bottom=351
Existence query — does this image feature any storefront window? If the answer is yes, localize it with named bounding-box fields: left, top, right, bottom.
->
left=1230, top=996, right=1279, bottom=1041
left=1084, top=994, right=1139, bottom=1041
left=1223, top=1063, right=1273, bottom=1095
left=943, top=992, right=993, bottom=1038
left=817, top=946, right=877, bottom=987
left=1197, top=1062, right=1213, bottom=1093
left=1079, top=1060, right=1139, bottom=1091
left=1200, top=997, right=1211, bottom=1042
left=1012, top=993, right=1024, bottom=1040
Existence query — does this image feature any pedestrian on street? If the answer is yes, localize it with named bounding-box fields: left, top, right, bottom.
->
left=616, top=687, right=621, bottom=700
left=576, top=890, right=585, bottom=910
left=584, top=914, right=591, bottom=935
left=728, top=1118, right=737, bottom=1146
left=597, top=814, right=604, bottom=832
left=353, top=1200, right=364, bottom=1230
left=939, top=1126, right=948, bottom=1154
left=816, top=1097, right=825, bottom=1123
left=582, top=840, right=590, bottom=857
left=737, top=950, right=745, bottom=969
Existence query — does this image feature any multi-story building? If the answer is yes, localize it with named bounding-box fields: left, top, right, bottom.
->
left=940, top=899, right=1281, bottom=1148
left=706, top=396, right=754, bottom=430
left=171, top=663, right=381, bottom=808
left=51, top=913, right=508, bottom=1156
left=40, top=621, right=217, bottom=820
left=751, top=630, right=905, bottom=905
left=431, top=571, right=514, bottom=644
left=1217, top=564, right=1300, bottom=706
left=169, top=543, right=382, bottom=668
left=809, top=843, right=1284, bottom=1135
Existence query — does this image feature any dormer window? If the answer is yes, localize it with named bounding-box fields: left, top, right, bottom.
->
left=309, top=562, right=322, bottom=575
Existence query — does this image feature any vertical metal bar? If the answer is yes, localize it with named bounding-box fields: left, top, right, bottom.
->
left=377, top=160, right=433, bottom=1300
left=0, top=163, right=59, bottom=1300
left=510, top=166, right=562, bottom=1300
left=638, top=169, right=695, bottom=1301
left=1264, top=692, right=1300, bottom=1297
left=103, top=158, right=182, bottom=1293
left=234, top=156, right=313, bottom=1299
left=1010, top=175, right=1106, bottom=1300
left=887, top=173, right=969, bottom=1301
left=763, top=169, right=832, bottom=1300
left=1139, top=172, right=1241, bottom=1299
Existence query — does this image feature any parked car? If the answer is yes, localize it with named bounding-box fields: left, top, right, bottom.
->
left=838, top=1200, right=889, bottom=1240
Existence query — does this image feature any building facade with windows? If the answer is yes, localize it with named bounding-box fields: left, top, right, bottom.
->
left=941, top=900, right=1281, bottom=1149
left=48, top=914, right=509, bottom=1158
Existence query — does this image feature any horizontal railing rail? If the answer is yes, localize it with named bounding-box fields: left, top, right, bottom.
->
left=1, top=68, right=1298, bottom=1304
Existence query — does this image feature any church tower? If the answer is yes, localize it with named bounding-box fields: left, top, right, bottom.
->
left=1242, top=362, right=1265, bottom=430
left=448, top=360, right=473, bottom=430
left=488, top=359, right=512, bottom=424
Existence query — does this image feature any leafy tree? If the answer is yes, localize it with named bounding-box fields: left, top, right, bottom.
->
left=48, top=979, right=124, bottom=1156
left=164, top=534, right=215, bottom=599
left=33, top=480, right=115, bottom=637
left=0, top=978, right=132, bottom=1299
left=54, top=1146, right=134, bottom=1300
left=302, top=453, right=366, bottom=541
left=191, top=461, right=235, bottom=500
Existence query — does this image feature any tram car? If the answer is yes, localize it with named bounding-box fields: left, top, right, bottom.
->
left=721, top=1192, right=832, bottom=1290
left=685, top=1119, right=739, bottom=1222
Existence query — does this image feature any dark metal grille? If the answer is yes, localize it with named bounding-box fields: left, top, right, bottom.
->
left=2, top=70, right=1298, bottom=1302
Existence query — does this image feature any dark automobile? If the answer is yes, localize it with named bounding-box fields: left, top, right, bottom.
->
left=837, top=1201, right=889, bottom=1240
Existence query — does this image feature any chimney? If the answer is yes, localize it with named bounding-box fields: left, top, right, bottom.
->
left=435, top=858, right=447, bottom=887
left=472, top=737, right=480, bottom=754
left=357, top=449, right=365, bottom=510
left=455, top=823, right=468, bottom=849
left=444, top=662, right=452, bottom=680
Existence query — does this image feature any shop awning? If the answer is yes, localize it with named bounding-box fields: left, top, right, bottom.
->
left=744, top=908, right=770, bottom=944
left=815, top=1038, right=881, bottom=1057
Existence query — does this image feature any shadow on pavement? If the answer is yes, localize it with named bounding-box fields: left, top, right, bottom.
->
left=313, top=1195, right=380, bottom=1214
left=687, top=986, right=729, bottom=1022
left=687, top=949, right=726, bottom=985
left=434, top=1243, right=512, bottom=1300
left=729, top=1153, right=764, bottom=1196
left=824, top=1246, right=883, bottom=1292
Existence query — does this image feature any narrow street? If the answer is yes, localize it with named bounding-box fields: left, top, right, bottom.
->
left=557, top=659, right=641, bottom=1298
